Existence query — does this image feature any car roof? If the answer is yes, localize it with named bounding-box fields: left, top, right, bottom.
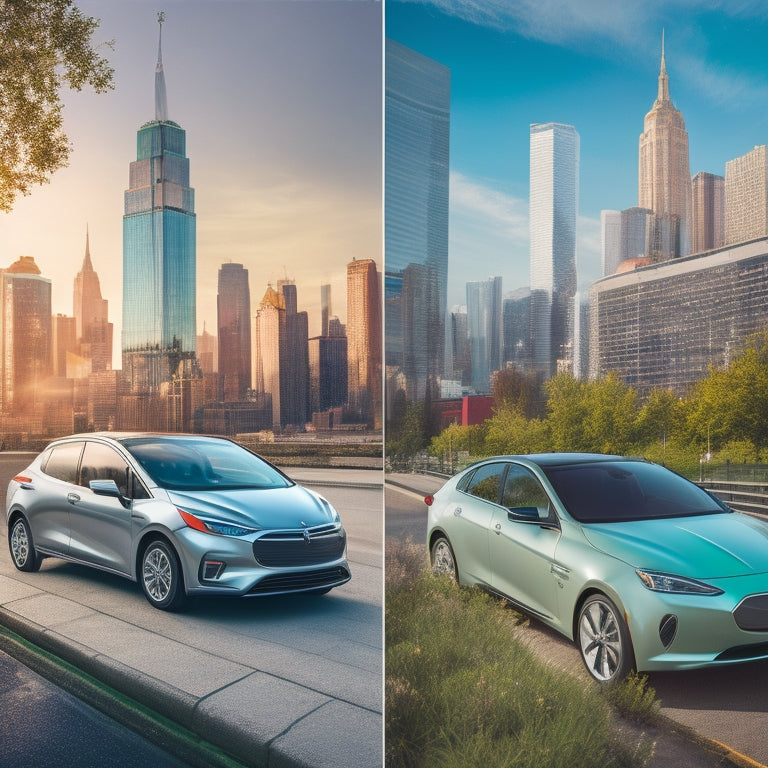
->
left=47, top=432, right=232, bottom=448
left=472, top=453, right=639, bottom=468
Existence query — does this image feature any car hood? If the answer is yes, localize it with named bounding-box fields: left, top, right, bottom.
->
left=582, top=512, right=768, bottom=578
left=167, top=485, right=338, bottom=530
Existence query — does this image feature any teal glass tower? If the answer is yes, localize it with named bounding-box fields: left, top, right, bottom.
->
left=122, top=14, right=196, bottom=390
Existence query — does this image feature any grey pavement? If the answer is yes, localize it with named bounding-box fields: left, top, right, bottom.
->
left=0, top=465, right=383, bottom=768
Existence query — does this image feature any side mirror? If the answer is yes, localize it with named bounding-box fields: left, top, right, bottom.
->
left=90, top=479, right=130, bottom=508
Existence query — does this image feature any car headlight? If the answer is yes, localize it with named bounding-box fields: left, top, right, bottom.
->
left=177, top=508, right=258, bottom=537
left=636, top=569, right=723, bottom=595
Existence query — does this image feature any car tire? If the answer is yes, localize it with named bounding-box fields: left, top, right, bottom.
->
left=8, top=516, right=42, bottom=573
left=577, top=593, right=635, bottom=684
left=430, top=536, right=457, bottom=581
left=140, top=539, right=186, bottom=611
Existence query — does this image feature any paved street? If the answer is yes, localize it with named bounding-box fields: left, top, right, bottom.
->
left=386, top=472, right=768, bottom=768
left=0, top=453, right=383, bottom=768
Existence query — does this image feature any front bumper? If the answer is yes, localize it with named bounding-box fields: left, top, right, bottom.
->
left=171, top=524, right=350, bottom=597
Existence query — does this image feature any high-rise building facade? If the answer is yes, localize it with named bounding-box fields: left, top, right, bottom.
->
left=347, top=258, right=382, bottom=428
left=252, top=286, right=284, bottom=430
left=73, top=229, right=113, bottom=373
left=529, top=122, right=579, bottom=378
left=692, top=171, right=725, bottom=253
left=385, top=39, right=449, bottom=406
left=0, top=257, right=52, bottom=412
left=638, top=35, right=691, bottom=258
left=466, top=276, right=502, bottom=393
left=590, top=237, right=768, bottom=397
left=601, top=210, right=622, bottom=277
left=725, top=145, right=768, bottom=246
left=122, top=17, right=196, bottom=391
left=217, top=263, right=251, bottom=401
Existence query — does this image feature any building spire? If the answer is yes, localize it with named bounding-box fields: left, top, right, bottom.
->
left=83, top=224, right=93, bottom=270
left=657, top=29, right=670, bottom=104
left=155, top=11, right=168, bottom=121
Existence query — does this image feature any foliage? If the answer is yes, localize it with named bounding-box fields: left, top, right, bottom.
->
left=387, top=392, right=429, bottom=459
left=492, top=366, right=541, bottom=418
left=419, top=333, right=768, bottom=476
left=604, top=672, right=660, bottom=724
left=386, top=542, right=654, bottom=768
left=483, top=405, right=549, bottom=456
left=0, top=0, right=114, bottom=211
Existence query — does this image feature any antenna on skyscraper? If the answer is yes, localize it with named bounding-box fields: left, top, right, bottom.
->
left=155, top=11, right=168, bottom=121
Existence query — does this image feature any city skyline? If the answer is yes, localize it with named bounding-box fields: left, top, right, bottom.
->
left=386, top=1, right=768, bottom=309
left=0, top=1, right=382, bottom=367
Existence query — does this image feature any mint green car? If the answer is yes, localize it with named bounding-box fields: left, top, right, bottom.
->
left=426, top=454, right=768, bottom=683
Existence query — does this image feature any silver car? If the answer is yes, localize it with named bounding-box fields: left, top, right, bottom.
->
left=6, top=433, right=350, bottom=610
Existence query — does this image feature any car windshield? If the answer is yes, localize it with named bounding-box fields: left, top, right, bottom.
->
left=541, top=460, right=729, bottom=523
left=122, top=437, right=293, bottom=491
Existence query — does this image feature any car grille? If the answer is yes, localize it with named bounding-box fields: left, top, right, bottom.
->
left=734, top=594, right=768, bottom=631
left=252, top=526, right=346, bottom=567
left=247, top=566, right=351, bottom=595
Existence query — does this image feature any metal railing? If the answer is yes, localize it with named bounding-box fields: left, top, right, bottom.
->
left=698, top=479, right=768, bottom=519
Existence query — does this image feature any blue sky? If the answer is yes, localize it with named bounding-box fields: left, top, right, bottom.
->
left=386, top=0, right=768, bottom=308
left=1, top=1, right=381, bottom=362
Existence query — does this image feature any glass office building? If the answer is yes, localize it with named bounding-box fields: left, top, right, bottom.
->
left=529, top=122, right=579, bottom=378
left=122, top=22, right=196, bottom=390
left=590, top=237, right=768, bottom=396
left=385, top=39, right=450, bottom=406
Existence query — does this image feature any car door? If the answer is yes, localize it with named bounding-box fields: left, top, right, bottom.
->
left=31, top=440, right=86, bottom=555
left=488, top=463, right=561, bottom=622
left=452, top=462, right=508, bottom=584
left=66, top=441, right=133, bottom=574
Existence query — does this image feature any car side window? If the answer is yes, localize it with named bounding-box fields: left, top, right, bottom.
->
left=502, top=465, right=551, bottom=518
left=41, top=442, right=85, bottom=484
left=464, top=462, right=507, bottom=504
left=80, top=442, right=130, bottom=497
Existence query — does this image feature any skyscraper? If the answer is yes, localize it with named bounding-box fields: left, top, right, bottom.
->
left=638, top=33, right=691, bottom=258
left=251, top=282, right=310, bottom=430
left=725, top=145, right=768, bottom=246
left=122, top=14, right=196, bottom=390
left=385, top=39, right=449, bottom=406
left=347, top=258, right=382, bottom=428
left=466, top=276, right=502, bottom=393
left=529, top=122, right=579, bottom=378
left=73, top=228, right=113, bottom=373
left=691, top=171, right=724, bottom=253
left=217, top=263, right=251, bottom=401
left=601, top=210, right=622, bottom=277
left=0, top=257, right=52, bottom=412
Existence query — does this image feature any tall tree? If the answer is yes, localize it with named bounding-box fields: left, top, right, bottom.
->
left=0, top=0, right=114, bottom=211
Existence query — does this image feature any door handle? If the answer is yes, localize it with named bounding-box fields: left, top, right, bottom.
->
left=67, top=492, right=80, bottom=505
left=494, top=523, right=502, bottom=535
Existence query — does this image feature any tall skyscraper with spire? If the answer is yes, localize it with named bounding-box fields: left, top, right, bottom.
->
left=122, top=13, right=196, bottom=390
left=638, top=32, right=691, bottom=258
left=73, top=228, right=113, bottom=372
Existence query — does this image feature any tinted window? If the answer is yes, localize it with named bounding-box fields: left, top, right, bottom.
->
left=42, top=442, right=84, bottom=484
left=464, top=462, right=506, bottom=504
left=80, top=442, right=130, bottom=497
left=502, top=465, right=550, bottom=516
left=122, top=437, right=292, bottom=491
left=543, top=461, right=728, bottom=523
